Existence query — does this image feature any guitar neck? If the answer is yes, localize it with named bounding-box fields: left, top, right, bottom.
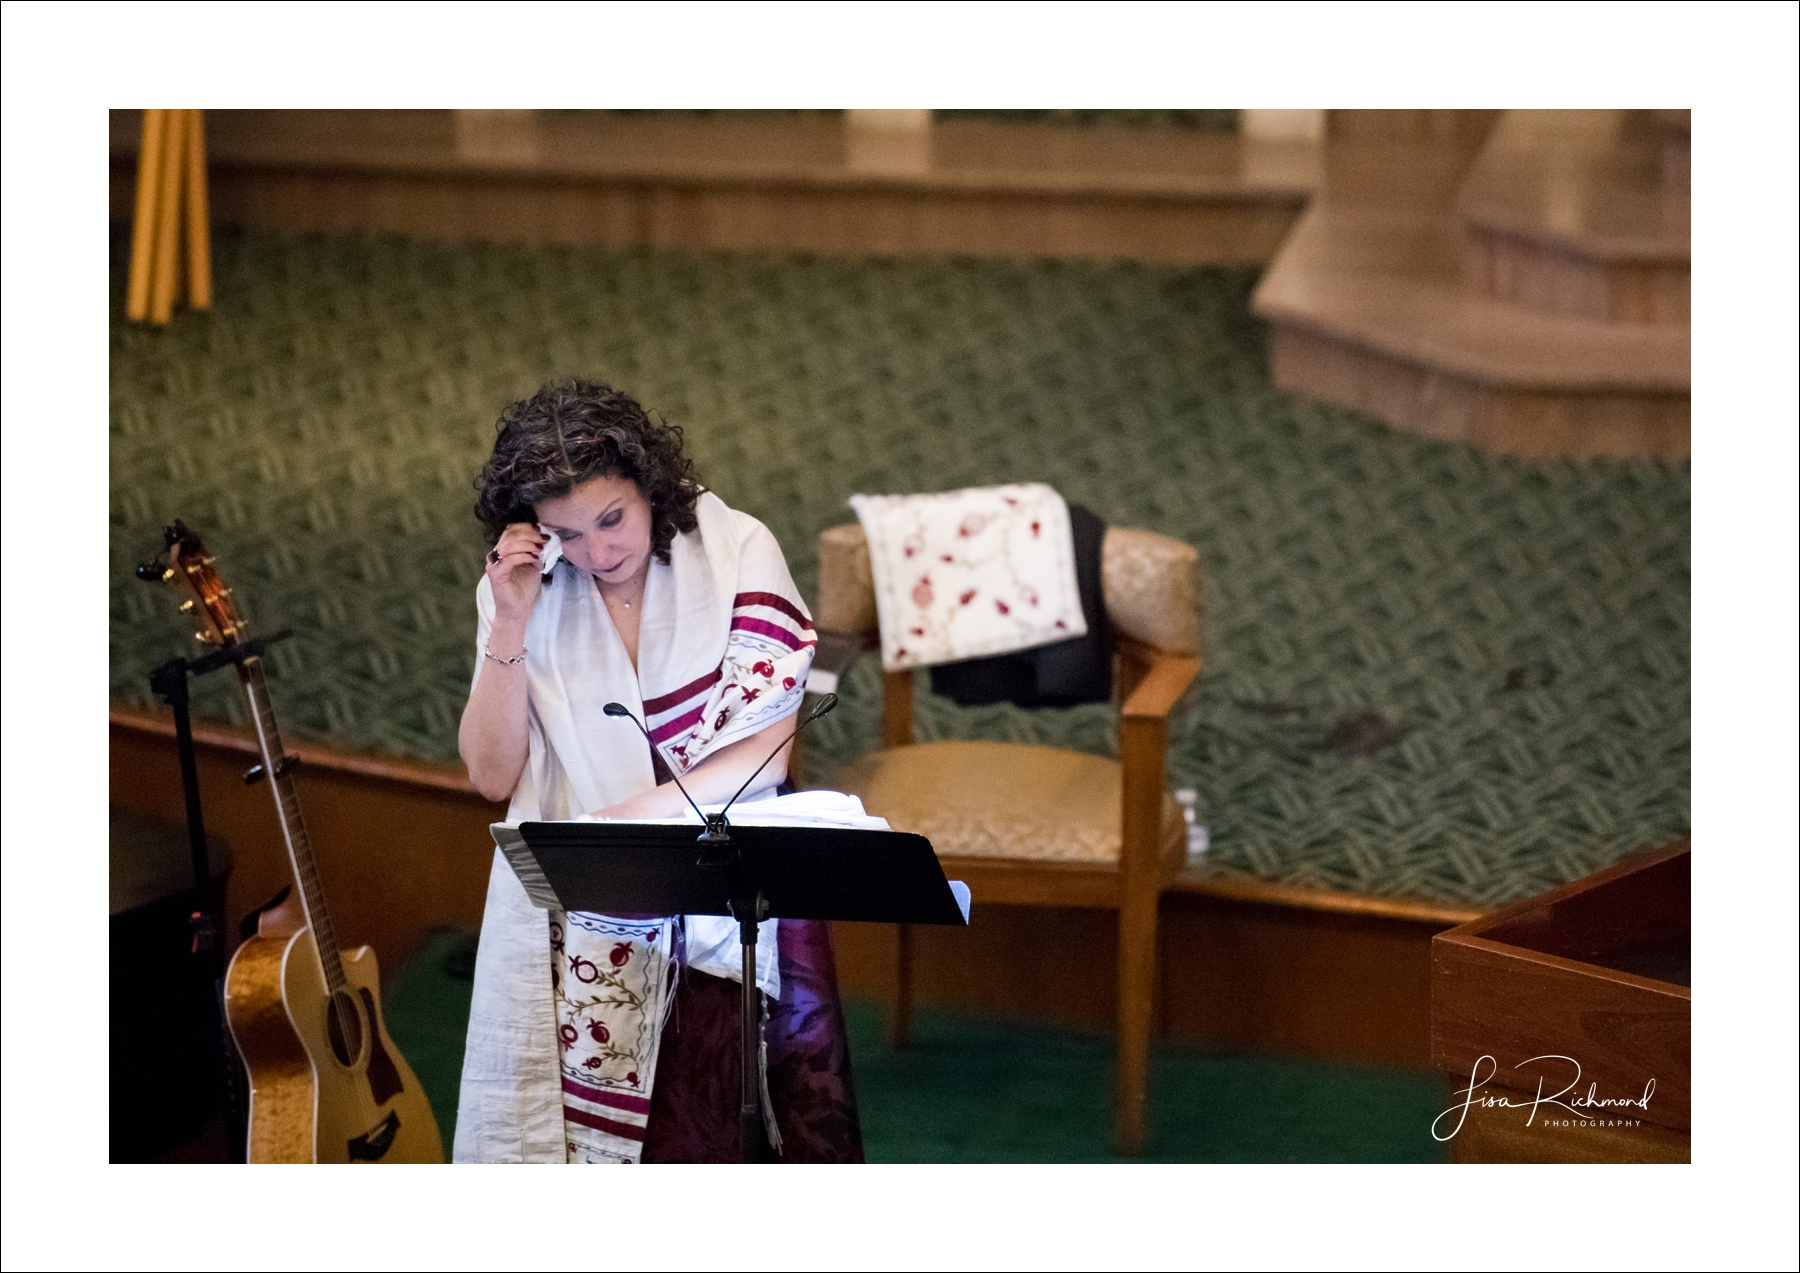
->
left=239, top=658, right=347, bottom=995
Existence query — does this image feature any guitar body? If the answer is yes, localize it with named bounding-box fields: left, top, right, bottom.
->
left=226, top=925, right=443, bottom=1163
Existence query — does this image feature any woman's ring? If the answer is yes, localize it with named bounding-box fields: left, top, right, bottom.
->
left=488, top=549, right=501, bottom=565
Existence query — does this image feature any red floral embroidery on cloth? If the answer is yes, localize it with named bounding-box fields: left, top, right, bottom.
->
left=643, top=591, right=816, bottom=772
left=551, top=912, right=677, bottom=1164
left=850, top=484, right=1087, bottom=672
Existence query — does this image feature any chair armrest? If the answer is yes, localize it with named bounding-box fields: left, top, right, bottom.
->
left=1118, top=652, right=1198, bottom=886
left=1120, top=654, right=1200, bottom=721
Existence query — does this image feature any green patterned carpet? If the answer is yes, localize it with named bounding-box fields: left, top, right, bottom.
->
left=109, top=229, right=1689, bottom=909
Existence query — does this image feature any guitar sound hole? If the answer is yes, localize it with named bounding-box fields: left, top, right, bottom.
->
left=325, top=990, right=365, bottom=1067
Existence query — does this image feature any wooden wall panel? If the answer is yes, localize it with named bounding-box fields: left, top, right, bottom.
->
left=110, top=721, right=504, bottom=979
left=1443, top=1087, right=1688, bottom=1163
left=115, top=161, right=1304, bottom=267
left=832, top=892, right=1451, bottom=1069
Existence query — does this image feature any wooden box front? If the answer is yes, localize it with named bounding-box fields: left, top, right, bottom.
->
left=1431, top=843, right=1689, bottom=1161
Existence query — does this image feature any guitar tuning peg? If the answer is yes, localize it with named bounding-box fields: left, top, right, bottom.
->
left=180, top=600, right=195, bottom=612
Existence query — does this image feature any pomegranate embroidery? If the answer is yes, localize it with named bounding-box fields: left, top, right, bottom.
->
left=553, top=913, right=679, bottom=1163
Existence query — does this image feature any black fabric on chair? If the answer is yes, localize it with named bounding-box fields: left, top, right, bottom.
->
left=930, top=502, right=1113, bottom=708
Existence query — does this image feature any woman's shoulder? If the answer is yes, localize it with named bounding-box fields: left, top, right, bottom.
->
left=683, top=492, right=796, bottom=593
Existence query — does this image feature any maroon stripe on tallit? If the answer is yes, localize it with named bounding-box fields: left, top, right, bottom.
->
left=648, top=704, right=705, bottom=744
left=729, top=616, right=813, bottom=651
left=643, top=666, right=722, bottom=716
left=733, top=591, right=814, bottom=631
left=561, top=1078, right=653, bottom=1114
left=561, top=1103, right=646, bottom=1142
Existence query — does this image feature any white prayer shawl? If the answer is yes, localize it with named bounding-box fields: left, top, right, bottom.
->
left=452, top=493, right=815, bottom=1164
left=850, top=482, right=1087, bottom=671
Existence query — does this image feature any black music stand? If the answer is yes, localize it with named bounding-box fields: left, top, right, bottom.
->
left=493, top=816, right=969, bottom=1162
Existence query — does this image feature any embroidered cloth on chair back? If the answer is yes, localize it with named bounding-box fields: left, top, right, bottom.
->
left=849, top=483, right=1087, bottom=671
left=929, top=501, right=1113, bottom=708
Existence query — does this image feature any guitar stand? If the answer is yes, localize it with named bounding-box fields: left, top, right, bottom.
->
left=145, top=628, right=292, bottom=1164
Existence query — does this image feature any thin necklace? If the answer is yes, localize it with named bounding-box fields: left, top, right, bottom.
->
left=601, top=577, right=643, bottom=609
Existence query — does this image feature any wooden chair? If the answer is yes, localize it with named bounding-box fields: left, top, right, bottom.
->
left=811, top=520, right=1202, bottom=1155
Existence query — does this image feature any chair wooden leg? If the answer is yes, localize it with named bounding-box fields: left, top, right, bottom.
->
left=888, top=922, right=914, bottom=1050
left=882, top=669, right=914, bottom=748
left=1115, top=890, right=1159, bottom=1156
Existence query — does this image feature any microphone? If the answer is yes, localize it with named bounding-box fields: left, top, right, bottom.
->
left=603, top=702, right=710, bottom=827
left=602, top=693, right=839, bottom=838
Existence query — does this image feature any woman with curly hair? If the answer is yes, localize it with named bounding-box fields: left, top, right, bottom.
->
left=454, top=378, right=864, bottom=1164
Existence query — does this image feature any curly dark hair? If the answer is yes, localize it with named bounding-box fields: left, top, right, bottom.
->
left=473, top=378, right=702, bottom=563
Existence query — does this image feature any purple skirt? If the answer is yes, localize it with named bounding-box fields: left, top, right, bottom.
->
left=640, top=918, right=865, bottom=1163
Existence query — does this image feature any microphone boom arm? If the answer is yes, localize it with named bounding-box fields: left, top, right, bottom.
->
left=602, top=694, right=839, bottom=847
left=715, top=693, right=838, bottom=823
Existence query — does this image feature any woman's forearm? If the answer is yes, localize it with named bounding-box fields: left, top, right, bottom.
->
left=592, top=719, right=793, bottom=820
left=459, top=614, right=532, bottom=801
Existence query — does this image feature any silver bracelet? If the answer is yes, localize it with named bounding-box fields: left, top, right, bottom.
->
left=483, top=643, right=527, bottom=666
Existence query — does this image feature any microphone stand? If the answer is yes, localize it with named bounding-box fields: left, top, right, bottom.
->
left=603, top=694, right=837, bottom=1160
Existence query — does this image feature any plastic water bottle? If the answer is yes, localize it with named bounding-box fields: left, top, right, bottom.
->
left=1173, top=788, right=1208, bottom=862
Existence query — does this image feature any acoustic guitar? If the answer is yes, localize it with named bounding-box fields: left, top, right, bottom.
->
left=153, top=522, right=443, bottom=1163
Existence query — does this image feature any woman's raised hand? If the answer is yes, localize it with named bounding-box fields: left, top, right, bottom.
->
left=486, top=522, right=550, bottom=620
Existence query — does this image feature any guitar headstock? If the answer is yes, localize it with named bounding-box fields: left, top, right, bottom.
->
left=146, top=520, right=249, bottom=647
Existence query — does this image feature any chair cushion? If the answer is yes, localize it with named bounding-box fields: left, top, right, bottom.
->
left=831, top=740, right=1185, bottom=867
